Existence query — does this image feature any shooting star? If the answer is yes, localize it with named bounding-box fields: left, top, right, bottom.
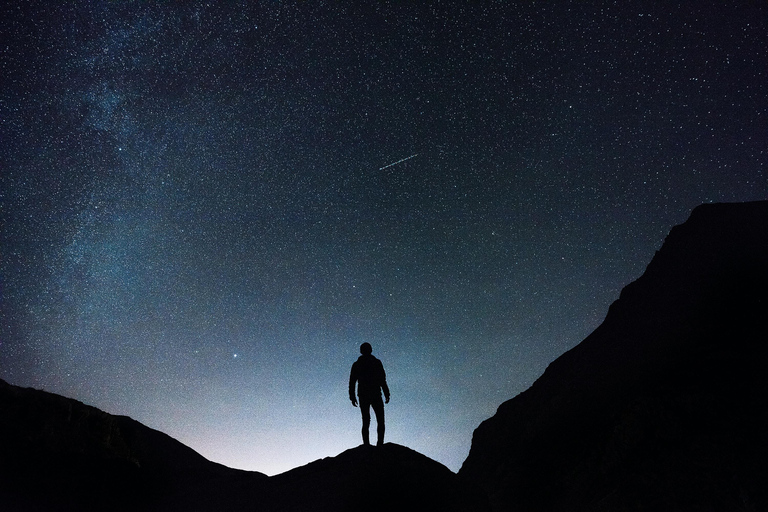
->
left=379, top=153, right=418, bottom=170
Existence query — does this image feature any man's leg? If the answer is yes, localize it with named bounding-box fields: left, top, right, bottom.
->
left=371, top=396, right=385, bottom=446
left=360, top=398, right=371, bottom=446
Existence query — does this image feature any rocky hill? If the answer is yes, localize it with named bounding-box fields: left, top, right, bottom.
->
left=459, top=201, right=768, bottom=511
left=0, top=378, right=267, bottom=510
left=243, top=443, right=488, bottom=512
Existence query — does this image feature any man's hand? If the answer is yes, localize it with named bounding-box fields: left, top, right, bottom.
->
left=351, top=398, right=358, bottom=407
left=385, top=396, right=390, bottom=404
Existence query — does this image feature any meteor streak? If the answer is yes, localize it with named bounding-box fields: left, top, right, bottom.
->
left=379, top=153, right=418, bottom=170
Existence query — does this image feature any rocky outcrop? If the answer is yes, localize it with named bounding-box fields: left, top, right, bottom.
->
left=261, top=443, right=489, bottom=512
left=459, top=201, right=768, bottom=511
left=0, top=378, right=266, bottom=511
left=152, top=442, right=489, bottom=512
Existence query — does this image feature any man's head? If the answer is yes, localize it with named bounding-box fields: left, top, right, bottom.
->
left=360, top=342, right=372, bottom=355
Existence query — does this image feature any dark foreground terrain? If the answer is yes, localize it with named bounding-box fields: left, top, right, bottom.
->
left=2, top=201, right=767, bottom=511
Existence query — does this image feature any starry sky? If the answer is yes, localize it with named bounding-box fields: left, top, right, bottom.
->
left=1, top=2, right=766, bottom=475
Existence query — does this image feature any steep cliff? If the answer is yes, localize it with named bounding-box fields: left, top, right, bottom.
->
left=459, top=201, right=768, bottom=511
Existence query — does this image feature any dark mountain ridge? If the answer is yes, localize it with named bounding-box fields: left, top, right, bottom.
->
left=459, top=200, right=768, bottom=511
left=0, top=377, right=267, bottom=510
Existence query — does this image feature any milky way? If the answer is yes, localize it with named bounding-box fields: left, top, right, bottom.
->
left=2, top=2, right=766, bottom=475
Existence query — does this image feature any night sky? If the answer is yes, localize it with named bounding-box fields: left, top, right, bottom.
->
left=2, top=2, right=766, bottom=475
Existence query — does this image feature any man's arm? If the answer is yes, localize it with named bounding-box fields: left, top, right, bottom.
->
left=348, top=363, right=358, bottom=407
left=380, top=361, right=390, bottom=404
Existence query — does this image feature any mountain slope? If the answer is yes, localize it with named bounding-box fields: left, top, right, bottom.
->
left=0, top=378, right=267, bottom=511
left=459, top=201, right=768, bottom=511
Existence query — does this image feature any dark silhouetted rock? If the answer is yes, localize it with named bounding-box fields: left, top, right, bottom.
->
left=459, top=201, right=768, bottom=511
left=156, top=442, right=490, bottom=512
left=259, top=443, right=489, bottom=512
left=0, top=379, right=267, bottom=511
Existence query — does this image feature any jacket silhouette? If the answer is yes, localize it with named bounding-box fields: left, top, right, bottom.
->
left=349, top=343, right=390, bottom=446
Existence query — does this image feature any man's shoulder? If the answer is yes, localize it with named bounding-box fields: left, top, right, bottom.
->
left=353, top=354, right=382, bottom=368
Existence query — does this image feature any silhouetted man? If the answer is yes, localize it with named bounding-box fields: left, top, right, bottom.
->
left=349, top=342, right=390, bottom=446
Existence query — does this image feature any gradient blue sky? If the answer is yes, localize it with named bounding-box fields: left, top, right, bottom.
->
left=2, top=2, right=766, bottom=475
